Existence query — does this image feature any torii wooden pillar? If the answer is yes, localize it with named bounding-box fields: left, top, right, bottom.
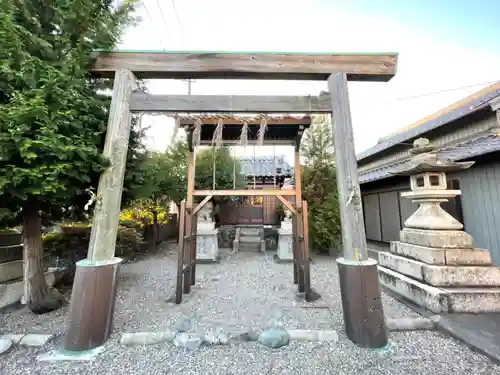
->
left=63, top=51, right=397, bottom=353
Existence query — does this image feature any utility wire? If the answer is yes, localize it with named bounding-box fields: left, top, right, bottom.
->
left=143, top=2, right=167, bottom=50
left=156, top=0, right=172, bottom=41
left=170, top=0, right=184, bottom=38
left=395, top=79, right=499, bottom=101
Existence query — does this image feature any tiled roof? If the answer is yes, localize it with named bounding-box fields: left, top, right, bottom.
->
left=357, top=82, right=500, bottom=162
left=237, top=155, right=292, bottom=177
left=359, top=131, right=500, bottom=183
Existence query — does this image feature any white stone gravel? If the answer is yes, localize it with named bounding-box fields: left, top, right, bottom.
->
left=1, top=243, right=500, bottom=375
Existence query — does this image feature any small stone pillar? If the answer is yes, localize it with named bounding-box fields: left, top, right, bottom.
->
left=378, top=138, right=500, bottom=313
left=195, top=201, right=219, bottom=263
left=275, top=210, right=293, bottom=263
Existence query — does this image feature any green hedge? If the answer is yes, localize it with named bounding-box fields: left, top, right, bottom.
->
left=43, top=223, right=146, bottom=260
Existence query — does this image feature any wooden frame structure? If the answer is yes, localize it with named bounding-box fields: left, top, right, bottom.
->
left=174, top=115, right=313, bottom=304
left=64, top=50, right=398, bottom=353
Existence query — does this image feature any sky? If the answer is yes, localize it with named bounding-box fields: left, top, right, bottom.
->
left=117, top=0, right=500, bottom=161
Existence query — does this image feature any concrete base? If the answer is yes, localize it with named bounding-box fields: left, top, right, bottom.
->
left=63, top=258, right=122, bottom=352
left=400, top=228, right=473, bottom=249
left=0, top=270, right=56, bottom=309
left=337, top=258, right=388, bottom=348
left=390, top=241, right=492, bottom=266
left=379, top=251, right=500, bottom=287
left=379, top=266, right=500, bottom=313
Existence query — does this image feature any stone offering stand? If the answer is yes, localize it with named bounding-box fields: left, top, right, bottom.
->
left=378, top=138, right=500, bottom=313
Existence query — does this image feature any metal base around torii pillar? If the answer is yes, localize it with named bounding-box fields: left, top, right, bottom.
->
left=337, top=257, right=388, bottom=348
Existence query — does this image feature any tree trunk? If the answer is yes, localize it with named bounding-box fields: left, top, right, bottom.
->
left=152, top=210, right=159, bottom=249
left=23, top=198, right=62, bottom=314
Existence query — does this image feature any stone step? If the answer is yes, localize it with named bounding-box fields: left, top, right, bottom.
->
left=239, top=230, right=261, bottom=237
left=390, top=241, right=492, bottom=266
left=378, top=266, right=500, bottom=313
left=238, top=243, right=261, bottom=252
left=239, top=235, right=261, bottom=244
left=379, top=251, right=500, bottom=287
left=400, top=228, right=472, bottom=249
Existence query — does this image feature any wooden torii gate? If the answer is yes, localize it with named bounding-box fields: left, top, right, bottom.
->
left=63, top=51, right=398, bottom=353
left=173, top=115, right=314, bottom=305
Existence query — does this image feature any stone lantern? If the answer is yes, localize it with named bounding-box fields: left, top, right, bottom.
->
left=377, top=138, right=500, bottom=314
left=398, top=138, right=474, bottom=231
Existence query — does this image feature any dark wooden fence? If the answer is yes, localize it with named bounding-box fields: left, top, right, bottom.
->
left=217, top=197, right=279, bottom=226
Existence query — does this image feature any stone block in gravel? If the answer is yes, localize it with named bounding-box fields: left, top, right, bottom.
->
left=120, top=331, right=175, bottom=346
left=386, top=317, right=436, bottom=331
left=3, top=334, right=52, bottom=347
left=203, top=327, right=229, bottom=345
left=0, top=338, right=12, bottom=355
left=230, top=328, right=261, bottom=342
left=174, top=318, right=195, bottom=334
left=173, top=333, right=203, bottom=350
left=287, top=330, right=339, bottom=342
left=258, top=328, right=290, bottom=348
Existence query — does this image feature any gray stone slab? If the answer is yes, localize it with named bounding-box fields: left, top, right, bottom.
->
left=400, top=228, right=473, bottom=249
left=446, top=248, right=492, bottom=266
left=446, top=288, right=500, bottom=313
left=390, top=241, right=446, bottom=265
left=379, top=265, right=500, bottom=313
left=424, top=264, right=500, bottom=287
left=380, top=251, right=500, bottom=287
left=378, top=266, right=449, bottom=313
left=3, top=334, right=53, bottom=347
left=287, top=329, right=339, bottom=342
left=0, top=338, right=12, bottom=355
left=386, top=317, right=436, bottom=331
left=379, top=252, right=424, bottom=280
left=120, top=331, right=175, bottom=346
left=391, top=241, right=492, bottom=266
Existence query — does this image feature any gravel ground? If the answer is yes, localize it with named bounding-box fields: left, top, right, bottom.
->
left=1, top=243, right=500, bottom=375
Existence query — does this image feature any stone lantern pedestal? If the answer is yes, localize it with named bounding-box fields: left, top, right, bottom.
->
left=275, top=219, right=293, bottom=263
left=195, top=202, right=220, bottom=263
left=377, top=138, right=500, bottom=313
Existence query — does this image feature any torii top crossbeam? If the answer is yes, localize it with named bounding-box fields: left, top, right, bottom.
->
left=89, top=50, right=398, bottom=82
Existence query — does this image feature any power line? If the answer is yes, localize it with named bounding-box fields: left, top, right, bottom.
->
left=168, top=0, right=193, bottom=94
left=155, top=0, right=172, bottom=40
left=170, top=0, right=183, bottom=38
left=143, top=3, right=167, bottom=50
left=395, top=79, right=499, bottom=101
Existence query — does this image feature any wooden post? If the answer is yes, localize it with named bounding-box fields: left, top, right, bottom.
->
left=190, top=212, right=198, bottom=285
left=302, top=200, right=311, bottom=301
left=293, top=150, right=305, bottom=293
left=63, top=69, right=136, bottom=352
left=183, top=138, right=195, bottom=294
left=175, top=201, right=186, bottom=304
left=328, top=72, right=388, bottom=348
left=292, top=214, right=298, bottom=285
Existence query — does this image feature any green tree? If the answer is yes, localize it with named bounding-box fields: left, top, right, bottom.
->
left=195, top=147, right=246, bottom=194
left=152, top=141, right=245, bottom=210
left=300, top=115, right=341, bottom=254
left=0, top=0, right=136, bottom=313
